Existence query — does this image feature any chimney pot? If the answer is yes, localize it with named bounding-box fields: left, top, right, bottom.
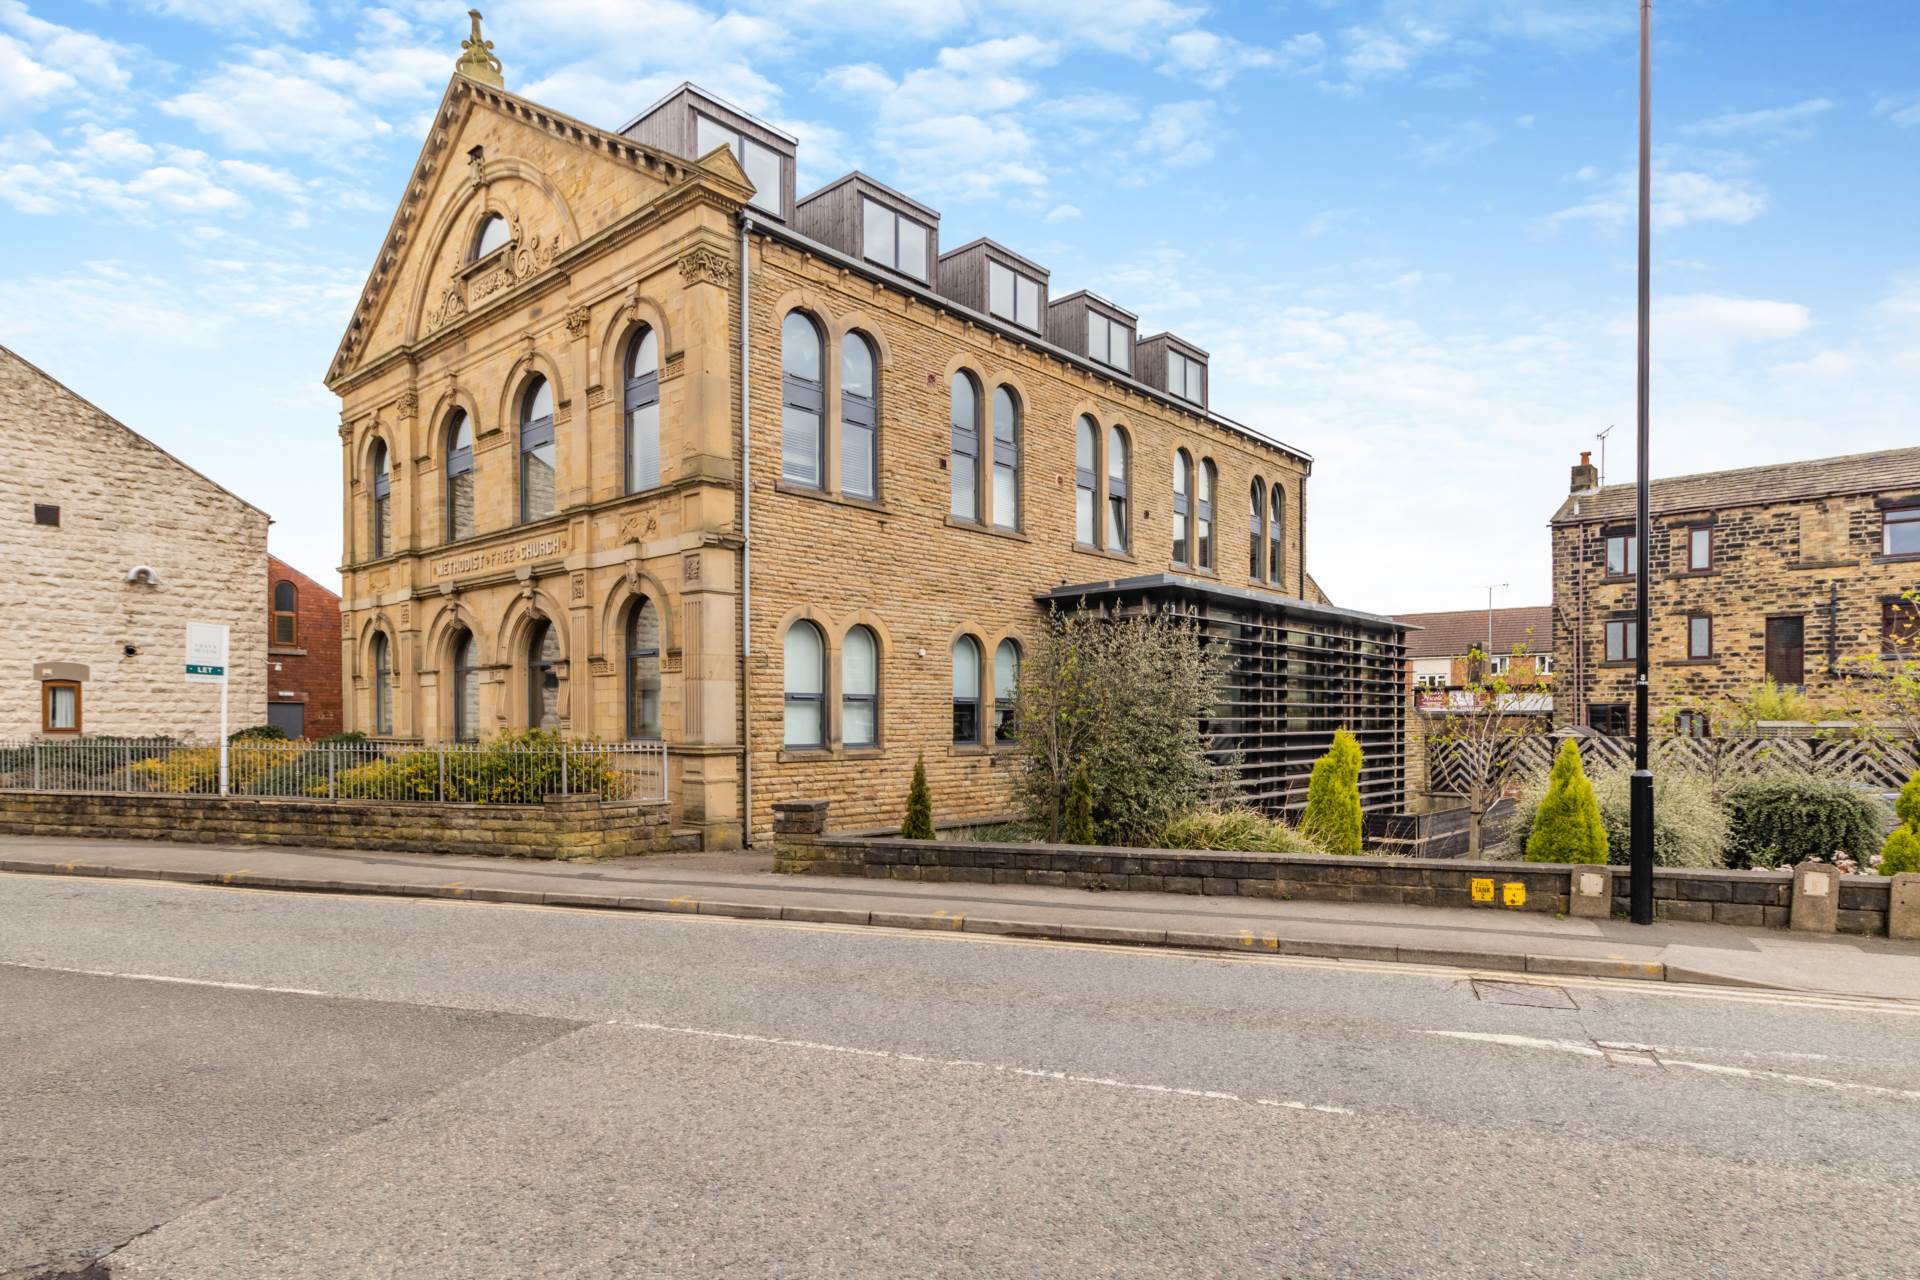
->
left=1580, top=450, right=1591, bottom=465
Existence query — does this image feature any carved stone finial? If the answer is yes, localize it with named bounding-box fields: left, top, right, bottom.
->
left=456, top=9, right=504, bottom=88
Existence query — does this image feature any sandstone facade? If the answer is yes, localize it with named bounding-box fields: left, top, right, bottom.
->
left=1, top=345, right=268, bottom=741
left=328, top=73, right=1373, bottom=847
left=1550, top=448, right=1920, bottom=730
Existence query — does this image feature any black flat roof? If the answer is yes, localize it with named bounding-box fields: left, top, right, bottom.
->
left=1037, top=573, right=1410, bottom=632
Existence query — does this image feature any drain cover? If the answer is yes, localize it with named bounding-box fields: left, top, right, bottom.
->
left=1470, top=979, right=1578, bottom=1009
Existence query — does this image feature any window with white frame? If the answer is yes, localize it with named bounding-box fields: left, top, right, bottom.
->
left=1074, top=416, right=1098, bottom=545
left=1167, top=350, right=1204, bottom=404
left=860, top=197, right=929, bottom=281
left=783, top=621, right=825, bottom=747
left=988, top=260, right=1041, bottom=330
left=841, top=333, right=877, bottom=500
left=843, top=625, right=878, bottom=747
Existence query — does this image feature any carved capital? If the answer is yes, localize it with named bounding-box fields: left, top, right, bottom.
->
left=677, top=246, right=733, bottom=289
left=565, top=305, right=591, bottom=340
left=396, top=388, right=419, bottom=420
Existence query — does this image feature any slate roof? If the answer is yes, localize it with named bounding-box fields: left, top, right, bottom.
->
left=1551, top=446, right=1920, bottom=526
left=1391, top=606, right=1553, bottom=659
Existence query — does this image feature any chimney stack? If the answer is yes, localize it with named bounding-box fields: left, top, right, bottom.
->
left=1570, top=450, right=1599, bottom=495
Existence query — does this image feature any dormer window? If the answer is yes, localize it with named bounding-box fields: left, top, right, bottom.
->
left=695, top=112, right=781, bottom=214
left=861, top=197, right=929, bottom=282
left=1088, top=312, right=1131, bottom=372
left=989, top=261, right=1041, bottom=330
left=1167, top=350, right=1204, bottom=404
left=472, top=214, right=509, bottom=260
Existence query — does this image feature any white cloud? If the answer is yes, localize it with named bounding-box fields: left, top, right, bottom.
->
left=1134, top=100, right=1216, bottom=169
left=0, top=31, right=74, bottom=114
left=1159, top=30, right=1323, bottom=88
left=1407, top=118, right=1496, bottom=165
left=163, top=50, right=401, bottom=156
left=1044, top=203, right=1081, bottom=223
left=1651, top=294, right=1812, bottom=358
left=137, top=0, right=312, bottom=35
left=76, top=124, right=154, bottom=167
left=1683, top=98, right=1834, bottom=141
left=1873, top=93, right=1920, bottom=127
left=1548, top=166, right=1767, bottom=231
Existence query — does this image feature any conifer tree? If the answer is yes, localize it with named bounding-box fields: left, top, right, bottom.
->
left=1300, top=729, right=1363, bottom=855
left=901, top=754, right=934, bottom=840
left=1525, top=738, right=1608, bottom=864
left=1897, top=770, right=1920, bottom=833
left=1881, top=826, right=1920, bottom=876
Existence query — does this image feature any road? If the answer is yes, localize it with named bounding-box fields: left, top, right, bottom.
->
left=2, top=871, right=1916, bottom=1279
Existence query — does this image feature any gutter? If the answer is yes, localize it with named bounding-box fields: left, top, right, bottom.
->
left=739, top=214, right=754, bottom=847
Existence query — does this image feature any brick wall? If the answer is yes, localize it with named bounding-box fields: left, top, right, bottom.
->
left=267, top=555, right=344, bottom=738
left=0, top=790, right=680, bottom=859
left=1, top=346, right=269, bottom=741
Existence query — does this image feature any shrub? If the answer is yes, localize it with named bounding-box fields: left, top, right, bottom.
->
left=1725, top=772, right=1889, bottom=870
left=1524, top=738, right=1607, bottom=864
left=1063, top=759, right=1094, bottom=845
left=1158, top=807, right=1320, bottom=854
left=1299, top=729, right=1363, bottom=855
left=228, top=724, right=288, bottom=742
left=1881, top=826, right=1920, bottom=876
left=1511, top=764, right=1727, bottom=869
left=901, top=755, right=934, bottom=839
left=316, top=731, right=631, bottom=803
left=1897, top=771, right=1920, bottom=832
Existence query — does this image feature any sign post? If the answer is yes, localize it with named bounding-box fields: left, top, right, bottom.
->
left=185, top=622, right=231, bottom=795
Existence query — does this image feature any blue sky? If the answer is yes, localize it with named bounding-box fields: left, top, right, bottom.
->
left=3, top=0, right=1916, bottom=612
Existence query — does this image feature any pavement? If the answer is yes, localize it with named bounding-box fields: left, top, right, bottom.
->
left=2, top=871, right=1917, bottom=1278
left=4, top=833, right=1920, bottom=1001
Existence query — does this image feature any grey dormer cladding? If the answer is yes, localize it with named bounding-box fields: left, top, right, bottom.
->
left=937, top=239, right=1050, bottom=335
left=1135, top=332, right=1208, bottom=411
left=620, top=83, right=797, bottom=221
left=1047, top=290, right=1137, bottom=374
left=795, top=173, right=941, bottom=285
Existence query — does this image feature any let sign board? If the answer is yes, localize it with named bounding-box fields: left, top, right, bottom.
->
left=185, top=622, right=229, bottom=683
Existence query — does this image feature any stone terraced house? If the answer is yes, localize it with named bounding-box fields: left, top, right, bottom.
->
left=2, top=345, right=268, bottom=742
left=326, top=25, right=1410, bottom=847
left=1550, top=447, right=1920, bottom=735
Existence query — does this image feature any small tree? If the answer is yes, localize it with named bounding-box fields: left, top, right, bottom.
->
left=1300, top=728, right=1363, bottom=855
left=1525, top=738, right=1607, bottom=864
left=901, top=754, right=934, bottom=840
left=1064, top=759, right=1094, bottom=844
left=1881, top=827, right=1920, bottom=876
left=1897, top=769, right=1920, bottom=832
left=1428, top=639, right=1550, bottom=853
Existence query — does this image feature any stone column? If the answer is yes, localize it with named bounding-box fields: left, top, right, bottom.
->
left=674, top=544, right=740, bottom=848
left=1790, top=861, right=1840, bottom=933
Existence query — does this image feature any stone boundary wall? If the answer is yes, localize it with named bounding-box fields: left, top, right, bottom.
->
left=0, top=791, right=683, bottom=860
left=778, top=834, right=1898, bottom=936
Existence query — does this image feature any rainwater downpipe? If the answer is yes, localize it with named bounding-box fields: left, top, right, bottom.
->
left=738, top=213, right=754, bottom=847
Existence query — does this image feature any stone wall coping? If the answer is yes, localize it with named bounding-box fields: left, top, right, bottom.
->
left=813, top=834, right=1841, bottom=882
left=15, top=789, right=666, bottom=815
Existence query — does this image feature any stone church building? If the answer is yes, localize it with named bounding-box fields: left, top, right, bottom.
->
left=2, top=345, right=268, bottom=741
left=327, top=24, right=1409, bottom=846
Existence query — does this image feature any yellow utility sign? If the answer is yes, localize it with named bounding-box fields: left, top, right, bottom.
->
left=1470, top=878, right=1494, bottom=903
left=1502, top=882, right=1527, bottom=908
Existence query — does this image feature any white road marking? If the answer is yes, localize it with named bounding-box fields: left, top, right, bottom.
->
left=0, top=960, right=1353, bottom=1118
left=607, top=1017, right=1355, bottom=1115
left=1422, top=1030, right=1920, bottom=1101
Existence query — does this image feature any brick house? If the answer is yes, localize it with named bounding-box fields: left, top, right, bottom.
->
left=1394, top=605, right=1554, bottom=716
left=1, top=344, right=268, bottom=740
left=266, top=555, right=343, bottom=739
left=1550, top=447, right=1920, bottom=734
left=325, top=25, right=1410, bottom=845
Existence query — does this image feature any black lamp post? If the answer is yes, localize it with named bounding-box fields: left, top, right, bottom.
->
left=1629, top=0, right=1656, bottom=925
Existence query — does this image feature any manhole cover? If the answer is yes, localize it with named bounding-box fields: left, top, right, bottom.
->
left=1471, top=979, right=1578, bottom=1009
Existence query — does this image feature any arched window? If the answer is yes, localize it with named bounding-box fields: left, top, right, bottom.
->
left=472, top=213, right=509, bottom=260
left=993, top=638, right=1021, bottom=744
left=783, top=620, right=825, bottom=747
left=1172, top=449, right=1191, bottom=565
left=1269, top=483, right=1285, bottom=586
left=842, top=624, right=878, bottom=747
left=371, top=631, right=393, bottom=736
left=451, top=629, right=479, bottom=743
left=781, top=312, right=823, bottom=488
left=952, top=635, right=982, bottom=744
left=1197, top=459, right=1217, bottom=570
left=626, top=599, right=661, bottom=739
left=1106, top=425, right=1130, bottom=552
left=841, top=333, right=877, bottom=500
left=625, top=328, right=660, bottom=493
left=527, top=619, right=561, bottom=730
left=370, top=438, right=391, bottom=558
left=272, top=580, right=297, bottom=645
left=1074, top=416, right=1098, bottom=546
left=446, top=410, right=475, bottom=542
left=990, top=385, right=1020, bottom=530
left=519, top=376, right=556, bottom=523
left=949, top=371, right=981, bottom=522
left=1250, top=478, right=1266, bottom=581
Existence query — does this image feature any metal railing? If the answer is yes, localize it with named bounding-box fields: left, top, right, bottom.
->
left=0, top=737, right=669, bottom=805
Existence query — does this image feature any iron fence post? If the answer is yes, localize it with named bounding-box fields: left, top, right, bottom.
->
left=32, top=742, right=41, bottom=791
left=328, top=747, right=336, bottom=800
left=561, top=742, right=569, bottom=796
left=438, top=744, right=447, bottom=802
